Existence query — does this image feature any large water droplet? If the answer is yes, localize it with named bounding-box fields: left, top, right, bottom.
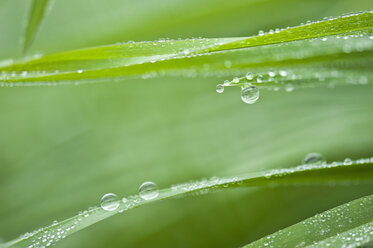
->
left=216, top=84, right=224, bottom=93
left=303, top=153, right=325, bottom=164
left=240, top=86, right=259, bottom=104
left=139, top=182, right=159, bottom=200
left=100, top=193, right=120, bottom=211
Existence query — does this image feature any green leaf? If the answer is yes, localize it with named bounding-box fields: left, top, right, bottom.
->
left=22, top=0, right=52, bottom=55
left=4, top=157, right=373, bottom=248
left=2, top=11, right=372, bottom=87
left=244, top=193, right=373, bottom=248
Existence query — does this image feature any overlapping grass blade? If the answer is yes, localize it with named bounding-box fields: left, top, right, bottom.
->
left=4, top=157, right=373, bottom=248
left=244, top=194, right=373, bottom=248
left=22, top=0, right=52, bottom=55
left=1, top=11, right=372, bottom=86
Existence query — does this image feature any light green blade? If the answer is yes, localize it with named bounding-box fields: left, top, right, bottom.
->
left=4, top=157, right=373, bottom=248
left=244, top=193, right=373, bottom=248
left=1, top=11, right=372, bottom=86
left=22, top=0, right=52, bottom=55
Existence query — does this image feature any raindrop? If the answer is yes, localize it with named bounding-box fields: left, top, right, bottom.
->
left=224, top=60, right=232, bottom=68
left=246, top=72, right=254, bottom=80
left=303, top=153, right=325, bottom=164
left=268, top=70, right=276, bottom=77
left=232, top=77, right=239, bottom=83
left=285, top=84, right=294, bottom=92
left=279, top=70, right=288, bottom=77
left=344, top=158, right=353, bottom=165
left=359, top=76, right=368, bottom=85
left=216, top=84, right=224, bottom=93
left=139, top=182, right=159, bottom=200
left=100, top=193, right=120, bottom=211
left=240, top=86, right=259, bottom=104
left=256, top=75, right=264, bottom=83
left=77, top=69, right=83, bottom=74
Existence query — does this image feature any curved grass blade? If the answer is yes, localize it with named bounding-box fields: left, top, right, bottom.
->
left=3, top=157, right=373, bottom=248
left=1, top=11, right=372, bottom=86
left=22, top=0, right=52, bottom=55
left=243, top=194, right=373, bottom=248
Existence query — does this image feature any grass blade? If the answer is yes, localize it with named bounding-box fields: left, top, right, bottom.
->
left=3, top=157, right=373, bottom=248
left=1, top=11, right=371, bottom=87
left=244, top=194, right=373, bottom=248
left=22, top=0, right=51, bottom=55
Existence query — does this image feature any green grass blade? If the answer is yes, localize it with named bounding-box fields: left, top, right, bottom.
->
left=22, top=0, right=51, bottom=55
left=1, top=11, right=371, bottom=86
left=243, top=194, right=373, bottom=248
left=3, top=157, right=373, bottom=248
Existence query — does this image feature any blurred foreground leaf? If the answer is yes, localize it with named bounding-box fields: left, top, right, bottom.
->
left=244, top=193, right=373, bottom=248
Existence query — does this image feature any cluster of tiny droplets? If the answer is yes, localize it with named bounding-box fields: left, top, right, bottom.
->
left=22, top=207, right=101, bottom=248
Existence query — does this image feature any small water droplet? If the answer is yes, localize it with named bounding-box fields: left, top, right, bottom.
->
left=139, top=182, right=159, bottom=200
left=279, top=70, right=288, bottom=77
left=240, top=86, right=259, bottom=104
left=256, top=75, right=264, bottom=83
left=224, top=60, right=232, bottom=68
left=285, top=84, right=294, bottom=92
left=268, top=70, right=276, bottom=77
left=100, top=193, right=119, bottom=211
left=216, top=84, right=224, bottom=93
left=232, top=77, right=239, bottom=83
left=303, top=153, right=325, bottom=164
left=246, top=72, right=254, bottom=80
left=344, top=158, right=353, bottom=165
left=77, top=69, right=83, bottom=74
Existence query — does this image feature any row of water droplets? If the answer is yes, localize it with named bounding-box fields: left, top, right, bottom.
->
left=16, top=182, right=159, bottom=248
left=216, top=63, right=372, bottom=104
left=216, top=69, right=294, bottom=104
left=260, top=197, right=373, bottom=248
left=100, top=181, right=159, bottom=212
left=16, top=154, right=373, bottom=248
left=264, top=153, right=373, bottom=179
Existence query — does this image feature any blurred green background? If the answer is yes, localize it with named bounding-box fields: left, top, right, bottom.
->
left=0, top=0, right=373, bottom=247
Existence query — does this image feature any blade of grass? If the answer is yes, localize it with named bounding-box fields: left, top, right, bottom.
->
left=243, top=194, right=373, bottom=248
left=22, top=0, right=52, bottom=55
left=1, top=11, right=371, bottom=86
left=3, top=156, right=373, bottom=248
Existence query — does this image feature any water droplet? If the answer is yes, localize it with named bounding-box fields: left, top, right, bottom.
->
left=77, top=69, right=83, bottom=74
left=122, top=197, right=127, bottom=203
left=100, top=193, right=119, bottom=211
left=285, top=84, right=294, bottom=92
left=359, top=76, right=368, bottom=85
left=139, top=182, right=159, bottom=200
left=224, top=60, right=232, bottom=68
left=303, top=153, right=325, bottom=164
left=256, top=75, right=264, bottom=83
left=344, top=158, right=353, bottom=165
left=279, top=70, right=288, bottom=77
left=240, top=86, right=259, bottom=104
left=268, top=70, right=276, bottom=77
left=232, top=77, right=239, bottom=83
left=216, top=84, right=224, bottom=93
left=246, top=72, right=254, bottom=80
